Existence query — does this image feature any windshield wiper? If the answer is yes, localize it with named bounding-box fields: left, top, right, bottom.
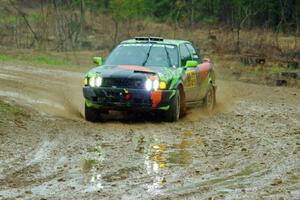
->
left=164, top=45, right=172, bottom=67
left=142, top=43, right=154, bottom=66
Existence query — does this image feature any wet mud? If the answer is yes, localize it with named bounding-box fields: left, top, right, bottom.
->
left=0, top=64, right=300, bottom=199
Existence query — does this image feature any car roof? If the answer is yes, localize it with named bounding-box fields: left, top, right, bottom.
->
left=121, top=38, right=190, bottom=46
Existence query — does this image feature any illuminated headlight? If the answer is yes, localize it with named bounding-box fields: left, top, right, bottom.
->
left=89, top=77, right=96, bottom=87
left=145, top=79, right=152, bottom=91
left=88, top=76, right=102, bottom=87
left=95, top=76, right=102, bottom=87
left=153, top=79, right=159, bottom=91
left=145, top=78, right=160, bottom=91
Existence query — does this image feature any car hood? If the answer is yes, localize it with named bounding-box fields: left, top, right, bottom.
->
left=86, top=65, right=182, bottom=83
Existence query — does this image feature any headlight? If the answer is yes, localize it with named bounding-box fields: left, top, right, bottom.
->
left=89, top=76, right=102, bottom=87
left=95, top=76, right=102, bottom=87
left=145, top=78, right=160, bottom=91
left=153, top=79, right=159, bottom=91
left=145, top=79, right=152, bottom=91
left=89, top=77, right=96, bottom=87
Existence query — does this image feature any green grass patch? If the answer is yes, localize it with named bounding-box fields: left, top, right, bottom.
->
left=0, top=15, right=17, bottom=24
left=0, top=11, right=42, bottom=25
left=269, top=66, right=287, bottom=74
left=31, top=56, right=72, bottom=66
left=0, top=100, right=25, bottom=115
left=83, top=159, right=100, bottom=173
left=0, top=54, right=16, bottom=62
left=0, top=53, right=77, bottom=68
left=0, top=100, right=27, bottom=124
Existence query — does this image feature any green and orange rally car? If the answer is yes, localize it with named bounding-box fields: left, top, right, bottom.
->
left=83, top=37, right=216, bottom=122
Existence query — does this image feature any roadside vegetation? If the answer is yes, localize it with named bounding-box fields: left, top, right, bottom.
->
left=0, top=50, right=94, bottom=71
left=0, top=100, right=28, bottom=125
left=0, top=0, right=299, bottom=86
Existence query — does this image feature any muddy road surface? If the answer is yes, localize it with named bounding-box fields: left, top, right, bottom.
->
left=0, top=64, right=300, bottom=199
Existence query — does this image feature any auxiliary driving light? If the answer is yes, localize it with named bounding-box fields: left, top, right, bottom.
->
left=159, top=81, right=167, bottom=90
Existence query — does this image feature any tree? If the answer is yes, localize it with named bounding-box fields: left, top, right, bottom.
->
left=110, top=0, right=145, bottom=45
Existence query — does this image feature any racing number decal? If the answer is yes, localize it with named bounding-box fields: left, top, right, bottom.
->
left=185, top=70, right=197, bottom=87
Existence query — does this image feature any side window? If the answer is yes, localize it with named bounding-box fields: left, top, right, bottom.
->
left=179, top=44, right=192, bottom=67
left=186, top=43, right=201, bottom=63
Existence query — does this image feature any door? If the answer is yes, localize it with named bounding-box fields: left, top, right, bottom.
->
left=185, top=43, right=203, bottom=100
left=179, top=44, right=198, bottom=102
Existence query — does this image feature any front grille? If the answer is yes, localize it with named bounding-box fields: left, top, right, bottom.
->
left=102, top=78, right=143, bottom=89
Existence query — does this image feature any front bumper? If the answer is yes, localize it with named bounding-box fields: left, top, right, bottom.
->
left=83, top=87, right=175, bottom=111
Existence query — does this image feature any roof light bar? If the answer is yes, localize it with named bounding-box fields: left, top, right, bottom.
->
left=135, top=36, right=164, bottom=42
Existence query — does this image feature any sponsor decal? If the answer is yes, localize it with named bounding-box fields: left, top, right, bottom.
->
left=185, top=70, right=197, bottom=87
left=198, top=63, right=210, bottom=81
left=151, top=91, right=162, bottom=108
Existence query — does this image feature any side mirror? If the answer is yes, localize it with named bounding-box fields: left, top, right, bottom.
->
left=185, top=60, right=198, bottom=68
left=93, top=57, right=103, bottom=65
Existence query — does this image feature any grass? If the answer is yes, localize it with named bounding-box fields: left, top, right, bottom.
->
left=31, top=56, right=72, bottom=66
left=268, top=66, right=294, bottom=74
left=0, top=53, right=72, bottom=66
left=83, top=159, right=100, bottom=173
left=0, top=100, right=26, bottom=124
left=0, top=15, right=17, bottom=24
left=0, top=11, right=42, bottom=25
left=0, top=54, right=16, bottom=62
left=0, top=100, right=25, bottom=115
left=0, top=47, right=101, bottom=72
left=0, top=52, right=82, bottom=70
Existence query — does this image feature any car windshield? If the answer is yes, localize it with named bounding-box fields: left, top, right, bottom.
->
left=105, top=43, right=179, bottom=68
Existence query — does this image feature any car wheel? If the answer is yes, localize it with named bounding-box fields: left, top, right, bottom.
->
left=85, top=104, right=100, bottom=122
left=165, top=89, right=180, bottom=122
left=204, top=84, right=215, bottom=113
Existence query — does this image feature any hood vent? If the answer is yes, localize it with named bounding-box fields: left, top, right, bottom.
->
left=133, top=70, right=156, bottom=75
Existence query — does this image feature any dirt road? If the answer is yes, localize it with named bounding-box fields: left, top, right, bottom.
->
left=0, top=64, right=300, bottom=199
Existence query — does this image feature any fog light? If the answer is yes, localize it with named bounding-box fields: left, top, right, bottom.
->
left=159, top=81, right=167, bottom=90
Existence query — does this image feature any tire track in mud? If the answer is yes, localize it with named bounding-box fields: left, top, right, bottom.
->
left=0, top=63, right=300, bottom=199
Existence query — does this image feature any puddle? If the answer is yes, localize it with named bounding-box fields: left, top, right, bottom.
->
left=144, top=131, right=205, bottom=173
left=81, top=146, right=105, bottom=193
left=142, top=131, right=205, bottom=196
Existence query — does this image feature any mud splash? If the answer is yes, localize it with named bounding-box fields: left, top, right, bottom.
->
left=0, top=64, right=84, bottom=119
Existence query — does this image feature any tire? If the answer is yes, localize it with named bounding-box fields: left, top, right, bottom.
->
left=85, top=104, right=100, bottom=122
left=165, top=89, right=180, bottom=122
left=204, top=84, right=216, bottom=113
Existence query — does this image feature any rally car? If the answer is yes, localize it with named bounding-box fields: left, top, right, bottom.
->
left=83, top=37, right=216, bottom=122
